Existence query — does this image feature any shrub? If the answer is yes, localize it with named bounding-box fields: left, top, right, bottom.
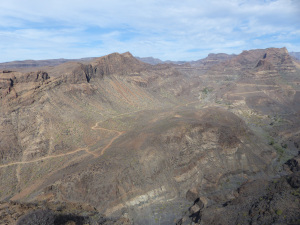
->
left=17, top=210, right=55, bottom=225
left=276, top=209, right=283, bottom=216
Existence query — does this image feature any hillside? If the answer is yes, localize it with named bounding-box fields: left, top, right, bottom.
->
left=0, top=48, right=300, bottom=224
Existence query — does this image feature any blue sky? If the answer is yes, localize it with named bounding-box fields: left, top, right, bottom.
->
left=0, top=0, right=299, bottom=62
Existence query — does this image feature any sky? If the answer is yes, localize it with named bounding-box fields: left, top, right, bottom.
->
left=0, top=0, right=299, bottom=62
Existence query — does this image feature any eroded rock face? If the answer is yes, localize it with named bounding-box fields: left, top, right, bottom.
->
left=178, top=154, right=300, bottom=225
left=61, top=63, right=94, bottom=84
left=0, top=71, right=50, bottom=100
left=208, top=47, right=296, bottom=75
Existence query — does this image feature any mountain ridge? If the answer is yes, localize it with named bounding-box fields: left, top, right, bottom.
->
left=0, top=47, right=299, bottom=224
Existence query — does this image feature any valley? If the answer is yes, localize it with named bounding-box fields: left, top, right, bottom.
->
left=0, top=48, right=299, bottom=224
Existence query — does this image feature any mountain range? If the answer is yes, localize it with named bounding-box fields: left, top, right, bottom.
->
left=0, top=47, right=300, bottom=225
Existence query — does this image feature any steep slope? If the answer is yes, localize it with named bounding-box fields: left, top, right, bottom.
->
left=4, top=107, right=275, bottom=224
left=0, top=52, right=199, bottom=208
left=178, top=154, right=300, bottom=225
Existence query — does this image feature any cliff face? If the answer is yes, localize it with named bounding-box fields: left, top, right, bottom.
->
left=51, top=52, right=151, bottom=84
left=0, top=70, right=50, bottom=100
left=207, top=47, right=296, bottom=75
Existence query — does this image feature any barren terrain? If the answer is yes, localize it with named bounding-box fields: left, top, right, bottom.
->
left=0, top=48, right=300, bottom=224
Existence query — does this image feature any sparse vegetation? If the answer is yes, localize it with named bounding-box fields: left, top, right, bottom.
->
left=201, top=87, right=213, bottom=95
left=276, top=209, right=283, bottom=216
left=1, top=48, right=300, bottom=224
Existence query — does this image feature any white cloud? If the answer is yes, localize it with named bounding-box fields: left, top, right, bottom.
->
left=0, top=0, right=299, bottom=62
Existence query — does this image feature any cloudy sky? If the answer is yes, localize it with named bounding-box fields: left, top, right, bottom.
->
left=0, top=0, right=299, bottom=62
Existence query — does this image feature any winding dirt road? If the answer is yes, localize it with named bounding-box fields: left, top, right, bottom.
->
left=0, top=119, right=125, bottom=169
left=0, top=148, right=89, bottom=169
left=0, top=103, right=203, bottom=169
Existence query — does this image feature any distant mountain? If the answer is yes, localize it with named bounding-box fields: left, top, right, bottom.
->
left=190, top=53, right=236, bottom=68
left=135, top=56, right=187, bottom=65
left=0, top=57, right=96, bottom=69
left=135, top=56, right=163, bottom=65
left=0, top=55, right=186, bottom=69
left=208, top=47, right=296, bottom=75
left=290, top=52, right=300, bottom=60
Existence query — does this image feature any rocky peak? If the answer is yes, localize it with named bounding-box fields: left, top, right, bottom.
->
left=122, top=51, right=134, bottom=58
left=209, top=47, right=296, bottom=75
left=91, top=52, right=150, bottom=76
left=57, top=52, right=151, bottom=84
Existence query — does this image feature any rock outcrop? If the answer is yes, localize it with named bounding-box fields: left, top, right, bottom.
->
left=206, top=47, right=296, bottom=76
left=178, top=154, right=300, bottom=225
left=91, top=52, right=150, bottom=76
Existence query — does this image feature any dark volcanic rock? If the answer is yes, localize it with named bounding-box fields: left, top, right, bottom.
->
left=0, top=201, right=131, bottom=225
left=285, top=154, right=300, bottom=172
left=287, top=171, right=300, bottom=188
left=179, top=154, right=300, bottom=225
left=16, top=209, right=55, bottom=225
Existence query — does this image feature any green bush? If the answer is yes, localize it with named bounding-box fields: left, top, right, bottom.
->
left=276, top=209, right=283, bottom=216
left=202, top=87, right=213, bottom=95
left=276, top=209, right=282, bottom=216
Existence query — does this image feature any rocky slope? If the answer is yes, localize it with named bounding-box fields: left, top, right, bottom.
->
left=178, top=153, right=300, bottom=225
left=0, top=48, right=299, bottom=224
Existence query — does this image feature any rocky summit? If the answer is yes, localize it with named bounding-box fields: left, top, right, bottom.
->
left=0, top=48, right=300, bottom=224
